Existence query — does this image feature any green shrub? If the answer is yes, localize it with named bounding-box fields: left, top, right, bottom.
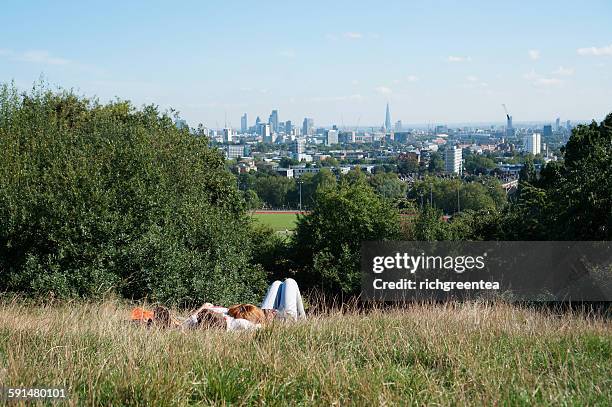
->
left=0, top=83, right=267, bottom=305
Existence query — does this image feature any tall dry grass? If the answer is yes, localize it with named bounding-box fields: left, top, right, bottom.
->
left=0, top=298, right=610, bottom=406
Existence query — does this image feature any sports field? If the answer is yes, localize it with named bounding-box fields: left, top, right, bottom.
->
left=251, top=211, right=300, bottom=231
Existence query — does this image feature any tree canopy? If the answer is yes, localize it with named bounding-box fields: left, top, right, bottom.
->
left=0, top=83, right=267, bottom=304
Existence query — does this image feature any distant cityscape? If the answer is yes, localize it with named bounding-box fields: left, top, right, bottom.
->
left=175, top=103, right=580, bottom=187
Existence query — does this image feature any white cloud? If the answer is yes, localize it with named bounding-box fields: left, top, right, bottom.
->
left=392, top=79, right=401, bottom=84
left=374, top=86, right=392, bottom=94
left=577, top=44, right=612, bottom=56
left=351, top=79, right=359, bottom=85
left=407, top=75, right=419, bottom=82
left=343, top=32, right=363, bottom=40
left=0, top=48, right=12, bottom=56
left=466, top=75, right=478, bottom=82
left=552, top=66, right=574, bottom=76
left=528, top=49, right=541, bottom=60
left=19, top=50, right=69, bottom=65
left=448, top=56, right=471, bottom=63
left=523, top=70, right=563, bottom=87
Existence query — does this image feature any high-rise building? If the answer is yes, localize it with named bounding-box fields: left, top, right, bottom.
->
left=269, top=110, right=279, bottom=133
left=506, top=115, right=515, bottom=138
left=566, top=120, right=571, bottom=132
left=262, top=124, right=272, bottom=143
left=223, top=128, right=233, bottom=143
left=394, top=120, right=402, bottom=132
left=240, top=113, right=248, bottom=134
left=302, top=117, right=314, bottom=136
left=255, top=116, right=262, bottom=134
left=291, top=138, right=305, bottom=155
left=385, top=103, right=392, bottom=132
left=524, top=133, right=541, bottom=155
left=555, top=117, right=560, bottom=131
left=285, top=120, right=292, bottom=134
left=394, top=132, right=411, bottom=144
left=543, top=125, right=552, bottom=139
left=339, top=131, right=356, bottom=143
left=326, top=130, right=338, bottom=146
left=444, top=146, right=462, bottom=174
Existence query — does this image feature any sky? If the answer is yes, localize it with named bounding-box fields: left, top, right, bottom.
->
left=1, top=0, right=611, bottom=128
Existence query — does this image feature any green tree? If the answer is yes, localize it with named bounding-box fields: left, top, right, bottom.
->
left=279, top=157, right=298, bottom=168
left=427, top=152, right=445, bottom=173
left=292, top=176, right=402, bottom=295
left=0, top=83, right=267, bottom=304
left=254, top=176, right=296, bottom=208
left=369, top=172, right=407, bottom=200
left=554, top=115, right=612, bottom=239
left=464, top=154, right=497, bottom=175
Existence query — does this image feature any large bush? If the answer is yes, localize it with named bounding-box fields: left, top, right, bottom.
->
left=0, top=83, right=267, bottom=305
left=292, top=170, right=402, bottom=295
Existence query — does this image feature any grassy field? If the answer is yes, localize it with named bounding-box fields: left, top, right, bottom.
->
left=0, top=300, right=610, bottom=406
left=251, top=212, right=299, bottom=231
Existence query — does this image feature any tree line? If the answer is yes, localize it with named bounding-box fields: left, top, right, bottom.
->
left=1, top=84, right=609, bottom=303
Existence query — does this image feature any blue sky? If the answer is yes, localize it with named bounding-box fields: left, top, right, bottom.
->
left=1, top=0, right=611, bottom=128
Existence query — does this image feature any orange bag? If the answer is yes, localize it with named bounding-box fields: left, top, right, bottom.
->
left=131, top=307, right=154, bottom=322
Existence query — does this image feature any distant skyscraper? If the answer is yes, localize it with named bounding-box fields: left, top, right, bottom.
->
left=240, top=113, right=248, bottom=134
left=326, top=130, right=338, bottom=146
left=223, top=128, right=233, bottom=143
left=394, top=120, right=402, bottom=132
left=566, top=120, right=571, bottom=132
left=506, top=115, right=514, bottom=138
left=285, top=120, right=292, bottom=134
left=255, top=116, right=262, bottom=134
left=543, top=125, right=552, bottom=139
left=385, top=103, right=392, bottom=131
left=555, top=117, right=560, bottom=131
left=444, top=146, right=462, bottom=174
left=524, top=133, right=541, bottom=155
left=269, top=110, right=279, bottom=133
left=262, top=124, right=272, bottom=143
left=302, top=117, right=314, bottom=136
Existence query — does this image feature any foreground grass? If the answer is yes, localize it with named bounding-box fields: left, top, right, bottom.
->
left=0, top=300, right=610, bottom=406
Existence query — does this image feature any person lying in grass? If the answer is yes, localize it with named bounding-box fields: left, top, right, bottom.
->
left=183, top=278, right=306, bottom=329
left=132, top=278, right=306, bottom=331
left=182, top=303, right=265, bottom=331
left=260, top=278, right=306, bottom=321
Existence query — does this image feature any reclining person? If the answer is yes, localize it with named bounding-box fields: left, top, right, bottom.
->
left=182, top=303, right=264, bottom=331
left=260, top=278, right=306, bottom=321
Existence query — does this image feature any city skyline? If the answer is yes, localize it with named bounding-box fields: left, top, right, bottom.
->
left=1, top=0, right=611, bottom=127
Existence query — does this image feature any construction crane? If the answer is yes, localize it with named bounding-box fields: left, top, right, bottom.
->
left=501, top=104, right=510, bottom=121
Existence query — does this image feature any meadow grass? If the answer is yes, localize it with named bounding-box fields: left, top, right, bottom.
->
left=251, top=213, right=299, bottom=231
left=0, top=299, right=610, bottom=406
